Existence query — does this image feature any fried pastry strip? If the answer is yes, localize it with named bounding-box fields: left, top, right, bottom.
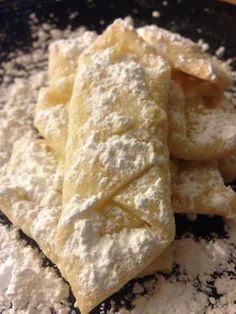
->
left=55, top=20, right=174, bottom=314
left=137, top=25, right=232, bottom=90
left=171, top=158, right=236, bottom=218
left=168, top=76, right=236, bottom=160
left=34, top=31, right=97, bottom=159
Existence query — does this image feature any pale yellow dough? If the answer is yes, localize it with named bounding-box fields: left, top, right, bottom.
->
left=0, top=134, right=172, bottom=278
left=172, top=158, right=236, bottom=218
left=55, top=20, right=174, bottom=314
left=137, top=246, right=173, bottom=278
left=0, top=134, right=62, bottom=263
left=21, top=19, right=236, bottom=314
left=168, top=76, right=236, bottom=161
left=137, top=25, right=232, bottom=90
left=34, top=26, right=236, bottom=224
left=114, top=156, right=236, bottom=218
left=34, top=31, right=97, bottom=159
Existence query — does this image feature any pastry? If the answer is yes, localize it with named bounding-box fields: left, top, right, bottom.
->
left=172, top=158, right=236, bottom=217
left=35, top=31, right=97, bottom=159
left=168, top=76, right=236, bottom=160
left=137, top=25, right=232, bottom=90
left=55, top=20, right=175, bottom=314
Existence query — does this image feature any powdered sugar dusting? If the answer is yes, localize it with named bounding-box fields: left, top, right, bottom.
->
left=0, top=16, right=91, bottom=313
left=0, top=223, right=70, bottom=313
left=65, top=218, right=165, bottom=295
left=0, top=11, right=236, bottom=314
left=35, top=103, right=68, bottom=139
left=49, top=31, right=97, bottom=60
left=64, top=45, right=167, bottom=206
left=107, top=218, right=236, bottom=313
left=188, top=98, right=236, bottom=147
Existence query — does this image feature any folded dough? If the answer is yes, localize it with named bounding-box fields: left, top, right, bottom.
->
left=3, top=18, right=235, bottom=314
left=0, top=133, right=62, bottom=263
left=114, top=155, right=236, bottom=219
left=171, top=158, right=236, bottom=218
left=137, top=246, right=173, bottom=278
left=34, top=31, right=236, bottom=221
left=34, top=47, right=236, bottom=222
left=168, top=77, right=236, bottom=160
left=34, top=31, right=97, bottom=159
left=0, top=133, right=173, bottom=282
left=55, top=20, right=174, bottom=314
left=35, top=29, right=236, bottom=177
left=137, top=25, right=232, bottom=90
left=31, top=20, right=235, bottom=313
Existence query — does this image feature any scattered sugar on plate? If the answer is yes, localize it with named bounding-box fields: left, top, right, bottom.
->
left=109, top=218, right=236, bottom=313
left=0, top=14, right=88, bottom=313
left=0, top=223, right=70, bottom=313
left=152, top=10, right=161, bottom=18
left=198, top=38, right=210, bottom=52
left=215, top=46, right=225, bottom=58
left=0, top=12, right=236, bottom=314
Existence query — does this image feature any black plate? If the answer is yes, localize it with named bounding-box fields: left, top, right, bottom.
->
left=0, top=1, right=236, bottom=313
left=0, top=0, right=236, bottom=60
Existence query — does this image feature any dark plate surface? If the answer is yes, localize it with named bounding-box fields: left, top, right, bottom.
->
left=1, top=0, right=236, bottom=61
left=0, top=0, right=236, bottom=313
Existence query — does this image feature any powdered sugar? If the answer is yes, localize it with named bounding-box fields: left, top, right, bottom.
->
left=152, top=10, right=161, bottom=18
left=138, top=25, right=196, bottom=51
left=0, top=16, right=91, bottom=313
left=50, top=31, right=97, bottom=60
left=215, top=46, right=225, bottom=58
left=64, top=44, right=168, bottom=208
left=35, top=103, right=68, bottom=139
left=129, top=276, right=208, bottom=314
left=0, top=73, right=45, bottom=168
left=0, top=223, right=70, bottom=313
left=188, top=101, right=236, bottom=147
left=59, top=207, right=168, bottom=304
left=99, top=135, right=155, bottom=172
left=134, top=176, right=161, bottom=205
left=107, top=218, right=236, bottom=313
left=0, top=12, right=235, bottom=314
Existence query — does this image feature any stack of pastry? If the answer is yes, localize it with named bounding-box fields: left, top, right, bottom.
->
left=0, top=19, right=235, bottom=314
